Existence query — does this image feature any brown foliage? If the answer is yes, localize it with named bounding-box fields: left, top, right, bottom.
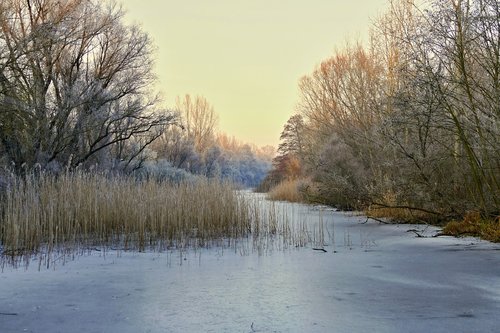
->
left=443, top=212, right=500, bottom=243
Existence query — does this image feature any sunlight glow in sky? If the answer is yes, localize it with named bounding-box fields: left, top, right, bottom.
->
left=123, top=0, right=389, bottom=147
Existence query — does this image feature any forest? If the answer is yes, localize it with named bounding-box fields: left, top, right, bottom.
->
left=260, top=0, right=499, bottom=239
left=0, top=0, right=272, bottom=188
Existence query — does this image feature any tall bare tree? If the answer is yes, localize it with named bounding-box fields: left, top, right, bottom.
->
left=0, top=0, right=175, bottom=172
left=175, top=94, right=218, bottom=154
left=388, top=0, right=500, bottom=214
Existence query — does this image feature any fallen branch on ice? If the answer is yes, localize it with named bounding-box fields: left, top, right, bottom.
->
left=363, top=216, right=390, bottom=225
left=407, top=229, right=426, bottom=238
left=312, top=248, right=327, bottom=253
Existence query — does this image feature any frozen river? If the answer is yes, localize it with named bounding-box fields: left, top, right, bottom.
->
left=1, top=197, right=500, bottom=333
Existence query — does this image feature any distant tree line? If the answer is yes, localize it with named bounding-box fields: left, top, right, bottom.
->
left=146, top=95, right=273, bottom=187
left=262, top=0, right=499, bottom=220
left=0, top=0, right=272, bottom=186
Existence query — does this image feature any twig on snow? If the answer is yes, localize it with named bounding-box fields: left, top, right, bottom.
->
left=312, top=248, right=327, bottom=253
left=407, top=229, right=425, bottom=238
left=363, top=216, right=390, bottom=225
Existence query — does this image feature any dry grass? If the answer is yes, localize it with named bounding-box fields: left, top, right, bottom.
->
left=268, top=179, right=304, bottom=203
left=365, top=206, right=436, bottom=223
left=364, top=191, right=440, bottom=223
left=443, top=211, right=500, bottom=243
left=0, top=172, right=320, bottom=267
left=0, top=172, right=251, bottom=264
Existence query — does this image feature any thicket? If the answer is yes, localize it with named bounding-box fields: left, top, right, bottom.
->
left=263, top=0, right=499, bottom=227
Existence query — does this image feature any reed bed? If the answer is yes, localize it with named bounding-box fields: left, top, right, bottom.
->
left=0, top=173, right=320, bottom=268
left=268, top=179, right=304, bottom=203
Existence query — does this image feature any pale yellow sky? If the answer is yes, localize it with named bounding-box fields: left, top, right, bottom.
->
left=122, top=0, right=389, bottom=147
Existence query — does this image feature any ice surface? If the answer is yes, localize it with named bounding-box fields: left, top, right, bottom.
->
left=1, top=197, right=499, bottom=333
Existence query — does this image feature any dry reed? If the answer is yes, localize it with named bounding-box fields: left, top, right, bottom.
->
left=0, top=173, right=248, bottom=263
left=268, top=179, right=303, bottom=203
left=0, top=173, right=320, bottom=267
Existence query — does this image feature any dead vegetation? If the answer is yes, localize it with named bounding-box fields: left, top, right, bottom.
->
left=0, top=172, right=321, bottom=267
left=442, top=212, right=500, bottom=243
left=268, top=179, right=304, bottom=203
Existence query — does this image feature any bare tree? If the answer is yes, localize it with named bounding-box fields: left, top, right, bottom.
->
left=151, top=126, right=196, bottom=169
left=295, top=42, right=388, bottom=206
left=0, top=0, right=175, bottom=172
left=175, top=94, right=218, bottom=154
left=388, top=0, right=500, bottom=214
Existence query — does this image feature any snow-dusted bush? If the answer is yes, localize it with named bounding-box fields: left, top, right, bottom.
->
left=136, top=159, right=201, bottom=183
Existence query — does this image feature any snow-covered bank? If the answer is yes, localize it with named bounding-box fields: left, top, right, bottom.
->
left=1, top=199, right=499, bottom=333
